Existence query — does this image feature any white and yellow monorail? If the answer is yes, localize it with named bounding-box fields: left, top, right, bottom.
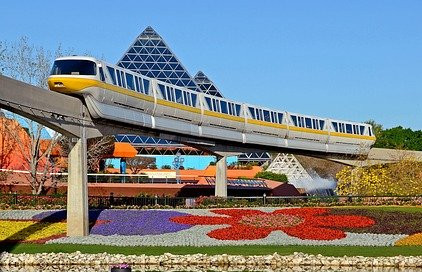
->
left=48, top=56, right=376, bottom=155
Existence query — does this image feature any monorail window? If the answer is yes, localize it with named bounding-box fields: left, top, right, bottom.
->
left=116, top=70, right=122, bottom=87
left=106, top=67, right=116, bottom=85
left=120, top=71, right=126, bottom=88
left=339, top=123, right=345, bottom=133
left=143, top=79, right=150, bottom=94
left=312, top=119, right=318, bottom=129
left=360, top=125, right=365, bottom=135
left=158, top=84, right=166, bottom=99
left=134, top=76, right=140, bottom=92
left=291, top=115, right=298, bottom=126
left=369, top=127, right=373, bottom=136
left=205, top=97, right=212, bottom=110
left=50, top=59, right=96, bottom=76
left=332, top=122, right=338, bottom=132
left=235, top=104, right=241, bottom=116
left=220, top=101, right=228, bottom=114
left=166, top=87, right=174, bottom=102
left=249, top=107, right=256, bottom=119
left=319, top=120, right=325, bottom=130
left=263, top=110, right=271, bottom=122
left=175, top=88, right=183, bottom=104
left=346, top=124, right=353, bottom=134
left=277, top=113, right=283, bottom=124
left=257, top=109, right=263, bottom=121
left=228, top=103, right=233, bottom=115
left=305, top=118, right=312, bottom=129
left=99, top=67, right=105, bottom=82
left=126, top=73, right=135, bottom=90
left=183, top=91, right=189, bottom=106
left=212, top=99, right=220, bottom=112
left=191, top=93, right=198, bottom=107
left=298, top=116, right=304, bottom=128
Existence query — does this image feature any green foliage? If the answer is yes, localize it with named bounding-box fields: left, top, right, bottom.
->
left=254, top=171, right=288, bottom=182
left=161, top=164, right=171, bottom=169
left=375, top=126, right=422, bottom=151
left=365, top=120, right=422, bottom=151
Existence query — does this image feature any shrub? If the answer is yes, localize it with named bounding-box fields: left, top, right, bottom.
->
left=0, top=171, right=9, bottom=181
left=336, top=159, right=422, bottom=196
left=254, top=171, right=288, bottom=182
left=161, top=165, right=171, bottom=169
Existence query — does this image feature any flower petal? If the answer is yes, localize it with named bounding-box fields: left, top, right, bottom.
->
left=283, top=225, right=346, bottom=240
left=207, top=224, right=272, bottom=240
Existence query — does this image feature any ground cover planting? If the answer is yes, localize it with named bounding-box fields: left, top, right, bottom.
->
left=0, top=207, right=421, bottom=247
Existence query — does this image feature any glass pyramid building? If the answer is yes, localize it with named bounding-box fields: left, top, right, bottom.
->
left=194, top=71, right=224, bottom=98
left=117, top=26, right=224, bottom=97
left=116, top=26, right=269, bottom=163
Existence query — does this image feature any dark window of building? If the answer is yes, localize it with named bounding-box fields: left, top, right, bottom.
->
left=106, top=66, right=116, bottom=85
left=143, top=79, right=150, bottom=94
left=278, top=113, right=283, bottom=124
left=220, top=101, right=228, bottom=114
left=305, top=118, right=312, bottom=128
left=125, top=73, right=135, bottom=90
left=191, top=93, right=197, bottom=107
left=50, top=59, right=96, bottom=76
left=158, top=84, right=166, bottom=99
left=249, top=107, right=256, bottom=119
left=205, top=97, right=212, bottom=110
left=175, top=88, right=183, bottom=104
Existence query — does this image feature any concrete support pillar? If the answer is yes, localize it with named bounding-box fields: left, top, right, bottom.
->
left=67, top=136, right=89, bottom=236
left=215, top=156, right=227, bottom=197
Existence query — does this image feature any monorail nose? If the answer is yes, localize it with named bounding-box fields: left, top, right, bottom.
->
left=54, top=82, right=64, bottom=87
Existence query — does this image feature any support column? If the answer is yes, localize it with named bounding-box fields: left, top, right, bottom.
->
left=215, top=156, right=227, bottom=197
left=67, top=136, right=89, bottom=236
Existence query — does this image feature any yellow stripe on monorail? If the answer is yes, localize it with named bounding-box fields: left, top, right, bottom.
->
left=48, top=76, right=376, bottom=141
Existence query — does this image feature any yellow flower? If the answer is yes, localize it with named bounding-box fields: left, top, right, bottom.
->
left=395, top=233, right=422, bottom=246
left=0, top=220, right=66, bottom=242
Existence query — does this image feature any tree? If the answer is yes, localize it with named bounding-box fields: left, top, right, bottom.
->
left=0, top=37, right=61, bottom=194
left=126, top=156, right=155, bottom=174
left=58, top=136, right=115, bottom=173
left=365, top=120, right=383, bottom=138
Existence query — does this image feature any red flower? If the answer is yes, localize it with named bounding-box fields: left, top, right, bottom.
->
left=171, top=208, right=374, bottom=240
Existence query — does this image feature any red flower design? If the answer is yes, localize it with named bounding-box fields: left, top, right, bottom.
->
left=171, top=208, right=374, bottom=240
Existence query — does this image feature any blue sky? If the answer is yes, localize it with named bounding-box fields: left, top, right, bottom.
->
left=1, top=0, right=421, bottom=129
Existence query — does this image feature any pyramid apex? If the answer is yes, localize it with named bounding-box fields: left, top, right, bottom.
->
left=140, top=26, right=160, bottom=37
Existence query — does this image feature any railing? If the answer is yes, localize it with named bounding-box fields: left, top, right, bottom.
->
left=0, top=169, right=200, bottom=184
left=1, top=193, right=421, bottom=209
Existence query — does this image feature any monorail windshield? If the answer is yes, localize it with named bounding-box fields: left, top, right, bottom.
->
left=50, top=60, right=97, bottom=76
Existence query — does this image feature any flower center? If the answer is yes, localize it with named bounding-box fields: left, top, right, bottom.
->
left=239, top=213, right=304, bottom=228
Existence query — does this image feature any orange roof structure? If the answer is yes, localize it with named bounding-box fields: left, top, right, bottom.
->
left=112, top=142, right=137, bottom=158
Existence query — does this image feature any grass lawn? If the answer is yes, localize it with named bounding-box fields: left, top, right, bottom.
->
left=2, top=244, right=422, bottom=257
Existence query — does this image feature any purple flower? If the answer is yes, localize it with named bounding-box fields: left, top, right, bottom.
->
left=33, top=210, right=191, bottom=236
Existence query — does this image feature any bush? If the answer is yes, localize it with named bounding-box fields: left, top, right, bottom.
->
left=0, top=171, right=9, bottom=181
left=161, top=165, right=171, bottom=169
left=336, top=159, right=422, bottom=196
left=254, top=171, right=288, bottom=182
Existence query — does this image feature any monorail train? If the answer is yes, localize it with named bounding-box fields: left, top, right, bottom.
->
left=47, top=56, right=376, bottom=155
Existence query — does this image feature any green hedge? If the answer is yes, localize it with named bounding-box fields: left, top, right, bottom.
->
left=254, top=171, right=288, bottom=182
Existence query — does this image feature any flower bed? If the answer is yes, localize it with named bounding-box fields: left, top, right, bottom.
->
left=0, top=207, right=420, bottom=246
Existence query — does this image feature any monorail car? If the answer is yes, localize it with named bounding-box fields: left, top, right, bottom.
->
left=48, top=56, right=376, bottom=155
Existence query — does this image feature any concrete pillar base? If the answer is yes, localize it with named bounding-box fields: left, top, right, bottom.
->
left=215, top=156, right=227, bottom=197
left=67, top=136, right=89, bottom=236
